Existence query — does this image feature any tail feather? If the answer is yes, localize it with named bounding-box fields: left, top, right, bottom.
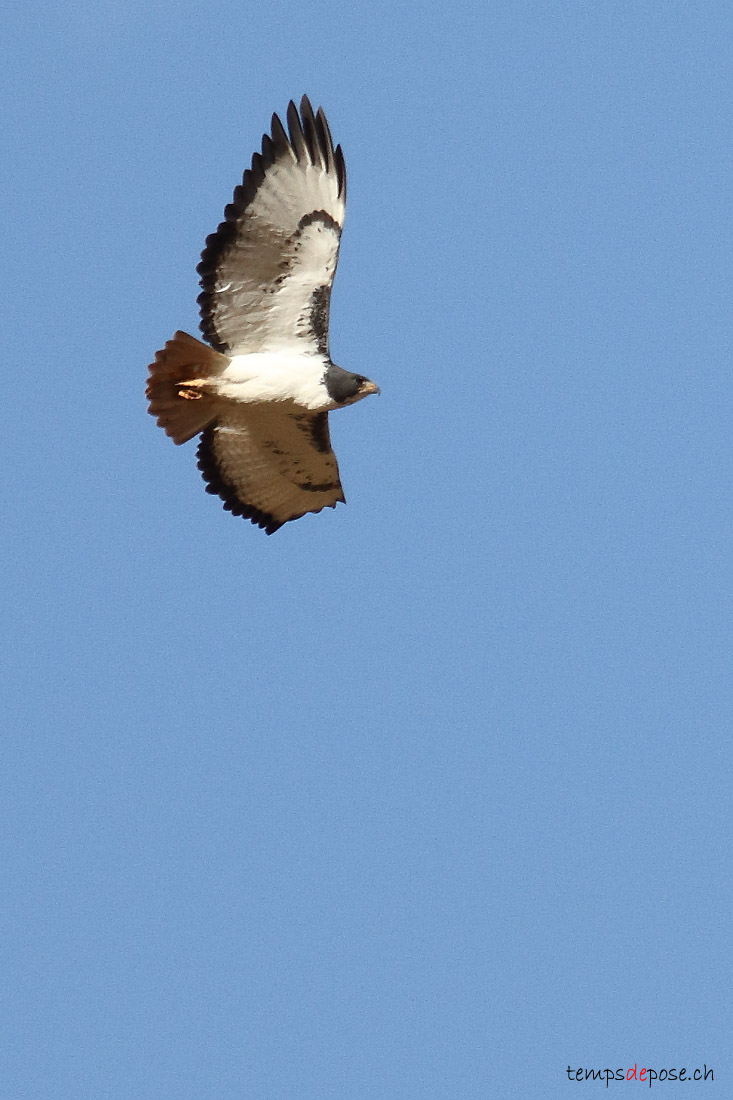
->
left=146, top=331, right=230, bottom=445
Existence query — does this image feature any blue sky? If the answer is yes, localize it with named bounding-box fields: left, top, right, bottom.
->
left=2, top=2, right=731, bottom=1096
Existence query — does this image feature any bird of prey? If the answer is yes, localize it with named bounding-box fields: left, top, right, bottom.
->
left=146, top=96, right=378, bottom=534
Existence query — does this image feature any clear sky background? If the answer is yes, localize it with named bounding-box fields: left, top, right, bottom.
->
left=2, top=2, right=731, bottom=1097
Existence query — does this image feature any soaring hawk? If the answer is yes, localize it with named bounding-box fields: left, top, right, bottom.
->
left=146, top=96, right=378, bottom=534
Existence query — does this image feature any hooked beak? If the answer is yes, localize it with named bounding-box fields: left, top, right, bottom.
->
left=361, top=380, right=381, bottom=396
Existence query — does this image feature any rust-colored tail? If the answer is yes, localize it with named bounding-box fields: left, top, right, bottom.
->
left=146, top=331, right=230, bottom=445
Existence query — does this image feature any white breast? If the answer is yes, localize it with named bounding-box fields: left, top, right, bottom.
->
left=215, top=351, right=330, bottom=410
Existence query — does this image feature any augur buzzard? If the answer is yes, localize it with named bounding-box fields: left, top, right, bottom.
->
left=146, top=96, right=378, bottom=534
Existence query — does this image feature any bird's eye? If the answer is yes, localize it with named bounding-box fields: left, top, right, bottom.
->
left=355, top=376, right=366, bottom=385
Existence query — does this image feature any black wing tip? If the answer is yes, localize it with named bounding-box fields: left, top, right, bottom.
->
left=285, top=96, right=339, bottom=171
left=269, top=111, right=290, bottom=159
left=298, top=95, right=321, bottom=167
left=334, top=144, right=346, bottom=199
left=286, top=98, right=311, bottom=164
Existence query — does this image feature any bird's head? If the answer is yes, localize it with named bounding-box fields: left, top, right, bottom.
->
left=325, top=364, right=380, bottom=407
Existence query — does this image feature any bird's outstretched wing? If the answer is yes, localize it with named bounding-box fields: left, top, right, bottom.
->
left=197, top=405, right=345, bottom=534
left=197, top=96, right=347, bottom=357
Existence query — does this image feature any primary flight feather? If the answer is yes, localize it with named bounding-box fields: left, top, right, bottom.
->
left=146, top=96, right=378, bottom=534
